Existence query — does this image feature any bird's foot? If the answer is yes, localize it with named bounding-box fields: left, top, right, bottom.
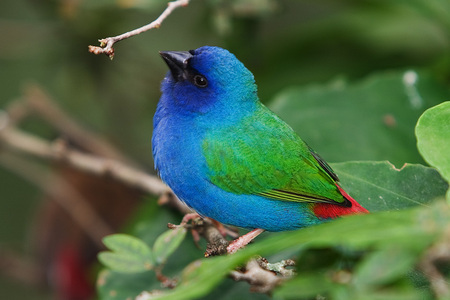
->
left=180, top=212, right=202, bottom=226
left=169, top=214, right=259, bottom=255
left=167, top=212, right=203, bottom=229
left=209, top=218, right=239, bottom=238
left=168, top=213, right=203, bottom=244
left=227, top=228, right=265, bottom=254
left=169, top=213, right=238, bottom=238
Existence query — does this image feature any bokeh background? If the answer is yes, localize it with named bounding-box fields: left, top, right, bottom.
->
left=1, top=0, right=449, bottom=299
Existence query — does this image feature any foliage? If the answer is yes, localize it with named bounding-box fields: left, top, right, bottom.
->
left=97, top=94, right=449, bottom=299
left=97, top=193, right=449, bottom=299
left=268, top=70, right=449, bottom=165
left=99, top=234, right=155, bottom=273
left=98, top=228, right=186, bottom=274
left=416, top=101, right=450, bottom=198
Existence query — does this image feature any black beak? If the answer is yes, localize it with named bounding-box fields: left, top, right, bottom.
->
left=159, top=51, right=193, bottom=81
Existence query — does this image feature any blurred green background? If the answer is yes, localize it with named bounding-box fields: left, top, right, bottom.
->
left=0, top=0, right=449, bottom=299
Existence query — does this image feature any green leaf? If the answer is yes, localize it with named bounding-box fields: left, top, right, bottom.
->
left=272, top=272, right=334, bottom=299
left=98, top=234, right=154, bottom=273
left=153, top=227, right=187, bottom=265
left=156, top=256, right=244, bottom=300
left=152, top=201, right=449, bottom=299
left=331, top=161, right=448, bottom=212
left=353, top=246, right=417, bottom=287
left=97, top=201, right=199, bottom=300
left=269, top=71, right=449, bottom=165
left=97, top=269, right=156, bottom=300
left=415, top=101, right=450, bottom=199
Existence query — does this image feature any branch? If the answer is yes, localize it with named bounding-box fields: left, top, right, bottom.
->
left=230, top=258, right=295, bottom=293
left=137, top=258, right=294, bottom=300
left=88, top=0, right=190, bottom=59
left=0, top=101, right=177, bottom=245
left=0, top=86, right=184, bottom=244
left=1, top=84, right=167, bottom=195
left=194, top=218, right=230, bottom=257
left=0, top=126, right=170, bottom=196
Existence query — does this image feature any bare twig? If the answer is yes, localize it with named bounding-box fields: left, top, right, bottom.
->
left=155, top=266, right=178, bottom=289
left=0, top=126, right=169, bottom=196
left=195, top=218, right=230, bottom=257
left=3, top=98, right=31, bottom=127
left=88, top=0, right=190, bottom=59
left=258, top=258, right=296, bottom=277
left=168, top=215, right=231, bottom=257
left=230, top=258, right=295, bottom=293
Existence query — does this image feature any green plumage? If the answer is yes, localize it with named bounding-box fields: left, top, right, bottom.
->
left=202, top=102, right=346, bottom=205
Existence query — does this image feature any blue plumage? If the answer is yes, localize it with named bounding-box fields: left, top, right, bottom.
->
left=152, top=46, right=367, bottom=236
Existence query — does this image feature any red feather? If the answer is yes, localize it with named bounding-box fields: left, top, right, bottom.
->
left=313, top=184, right=369, bottom=219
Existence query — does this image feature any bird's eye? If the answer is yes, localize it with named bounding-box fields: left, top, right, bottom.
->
left=193, top=75, right=208, bottom=88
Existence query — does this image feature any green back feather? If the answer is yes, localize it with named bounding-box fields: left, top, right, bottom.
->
left=202, top=102, right=346, bottom=205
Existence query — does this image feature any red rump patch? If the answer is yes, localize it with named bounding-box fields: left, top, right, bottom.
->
left=313, top=184, right=369, bottom=219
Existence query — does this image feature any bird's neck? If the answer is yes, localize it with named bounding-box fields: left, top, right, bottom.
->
left=157, top=91, right=260, bottom=129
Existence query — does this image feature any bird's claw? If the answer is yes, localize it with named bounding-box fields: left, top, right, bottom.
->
left=169, top=213, right=259, bottom=255
left=167, top=213, right=203, bottom=244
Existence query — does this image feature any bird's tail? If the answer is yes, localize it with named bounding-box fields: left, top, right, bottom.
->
left=336, top=184, right=369, bottom=214
left=313, top=184, right=369, bottom=219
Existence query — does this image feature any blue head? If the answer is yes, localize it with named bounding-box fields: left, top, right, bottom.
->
left=159, top=46, right=257, bottom=118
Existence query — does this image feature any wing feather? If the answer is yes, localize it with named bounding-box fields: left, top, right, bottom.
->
left=202, top=103, right=347, bottom=206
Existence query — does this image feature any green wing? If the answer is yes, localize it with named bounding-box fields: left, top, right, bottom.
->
left=202, top=103, right=348, bottom=206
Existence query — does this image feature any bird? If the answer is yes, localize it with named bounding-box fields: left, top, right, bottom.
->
left=152, top=46, right=368, bottom=254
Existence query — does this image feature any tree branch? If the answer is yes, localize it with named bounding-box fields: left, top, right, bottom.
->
left=88, top=0, right=190, bottom=59
left=0, top=89, right=173, bottom=246
left=0, top=126, right=170, bottom=196
left=230, top=258, right=295, bottom=294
